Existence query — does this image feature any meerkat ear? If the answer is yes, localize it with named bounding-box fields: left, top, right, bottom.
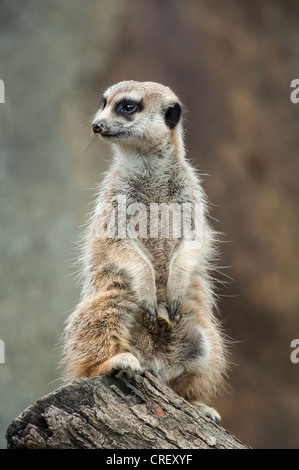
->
left=164, top=103, right=182, bottom=129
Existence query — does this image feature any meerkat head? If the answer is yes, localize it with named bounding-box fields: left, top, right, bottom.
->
left=91, top=81, right=183, bottom=150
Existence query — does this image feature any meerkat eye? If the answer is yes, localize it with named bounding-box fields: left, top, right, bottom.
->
left=115, top=100, right=142, bottom=117
left=101, top=96, right=107, bottom=109
left=122, top=103, right=138, bottom=113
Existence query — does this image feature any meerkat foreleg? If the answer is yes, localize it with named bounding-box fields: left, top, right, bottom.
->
left=167, top=239, right=200, bottom=320
left=109, top=239, right=158, bottom=323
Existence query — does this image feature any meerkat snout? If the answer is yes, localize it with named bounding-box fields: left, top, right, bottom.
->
left=92, top=122, right=105, bottom=134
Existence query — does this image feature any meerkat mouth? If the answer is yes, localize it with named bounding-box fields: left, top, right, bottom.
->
left=100, top=130, right=130, bottom=140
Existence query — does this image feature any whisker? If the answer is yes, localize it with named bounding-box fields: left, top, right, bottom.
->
left=81, top=112, right=96, bottom=119
left=83, top=134, right=100, bottom=154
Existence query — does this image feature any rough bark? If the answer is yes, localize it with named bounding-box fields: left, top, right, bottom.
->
left=6, top=371, right=248, bottom=449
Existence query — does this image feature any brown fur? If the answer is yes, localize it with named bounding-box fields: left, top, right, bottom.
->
left=61, top=81, right=228, bottom=422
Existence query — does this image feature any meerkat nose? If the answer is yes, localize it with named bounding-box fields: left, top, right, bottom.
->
left=92, top=122, right=104, bottom=134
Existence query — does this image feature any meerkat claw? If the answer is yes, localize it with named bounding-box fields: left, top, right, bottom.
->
left=168, top=300, right=181, bottom=321
left=145, top=306, right=158, bottom=324
left=109, top=353, right=143, bottom=378
left=192, top=402, right=222, bottom=424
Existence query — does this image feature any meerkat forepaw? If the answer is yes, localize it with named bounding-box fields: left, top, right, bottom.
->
left=167, top=292, right=182, bottom=321
left=166, top=283, right=183, bottom=321
left=192, top=401, right=221, bottom=424
left=168, top=300, right=181, bottom=321
left=141, top=299, right=158, bottom=324
left=146, top=306, right=158, bottom=324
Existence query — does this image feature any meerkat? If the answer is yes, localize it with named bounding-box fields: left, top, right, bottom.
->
left=62, top=80, right=228, bottom=423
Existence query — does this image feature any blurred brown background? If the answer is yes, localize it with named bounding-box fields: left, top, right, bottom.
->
left=1, top=0, right=299, bottom=449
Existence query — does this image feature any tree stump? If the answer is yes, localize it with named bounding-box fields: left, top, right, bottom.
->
left=6, top=371, right=249, bottom=449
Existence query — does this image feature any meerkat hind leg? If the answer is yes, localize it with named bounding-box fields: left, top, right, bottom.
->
left=191, top=401, right=221, bottom=424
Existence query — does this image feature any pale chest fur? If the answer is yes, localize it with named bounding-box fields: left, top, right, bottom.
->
left=94, top=163, right=204, bottom=302
left=109, top=164, right=198, bottom=248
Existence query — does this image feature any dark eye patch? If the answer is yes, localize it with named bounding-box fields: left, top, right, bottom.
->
left=115, top=99, right=143, bottom=119
left=101, top=96, right=107, bottom=109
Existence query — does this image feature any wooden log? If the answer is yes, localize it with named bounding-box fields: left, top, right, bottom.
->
left=6, top=371, right=249, bottom=449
